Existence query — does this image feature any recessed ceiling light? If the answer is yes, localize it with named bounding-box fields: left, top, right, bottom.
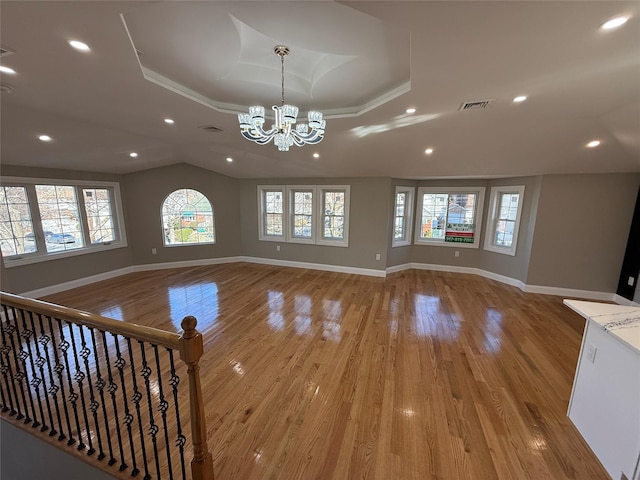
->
left=164, top=118, right=175, bottom=124
left=313, top=153, right=320, bottom=159
left=406, top=108, right=416, bottom=114
left=586, top=140, right=601, bottom=148
left=129, top=152, right=138, bottom=158
left=38, top=135, right=52, bottom=142
left=226, top=157, right=233, bottom=163
left=600, top=16, right=629, bottom=30
left=425, top=148, right=434, bottom=155
left=0, top=66, right=16, bottom=75
left=513, top=95, right=527, bottom=103
left=68, top=40, right=90, bottom=52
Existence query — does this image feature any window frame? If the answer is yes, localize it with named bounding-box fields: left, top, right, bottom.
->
left=392, top=186, right=415, bottom=247
left=414, top=186, right=485, bottom=249
left=160, top=188, right=216, bottom=247
left=258, top=184, right=350, bottom=247
left=1, top=176, right=127, bottom=267
left=483, top=185, right=525, bottom=256
left=257, top=185, right=286, bottom=242
left=317, top=185, right=350, bottom=247
left=287, top=186, right=315, bottom=244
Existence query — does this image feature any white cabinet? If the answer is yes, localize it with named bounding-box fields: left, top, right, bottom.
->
left=565, top=300, right=640, bottom=480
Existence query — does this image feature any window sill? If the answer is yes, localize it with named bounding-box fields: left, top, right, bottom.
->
left=3, top=242, right=128, bottom=268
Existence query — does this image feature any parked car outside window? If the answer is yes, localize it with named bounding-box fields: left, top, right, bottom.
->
left=48, top=233, right=76, bottom=244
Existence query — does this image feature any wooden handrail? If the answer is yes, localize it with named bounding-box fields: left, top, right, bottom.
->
left=0, top=292, right=180, bottom=349
left=1, top=292, right=215, bottom=479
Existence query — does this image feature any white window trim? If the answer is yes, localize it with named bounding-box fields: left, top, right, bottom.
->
left=392, top=186, right=414, bottom=247
left=257, top=184, right=350, bottom=247
left=160, top=188, right=216, bottom=247
left=484, top=185, right=525, bottom=256
left=286, top=185, right=316, bottom=244
left=414, top=186, right=485, bottom=249
left=257, top=185, right=286, bottom=242
left=317, top=185, right=350, bottom=247
left=1, top=176, right=127, bottom=268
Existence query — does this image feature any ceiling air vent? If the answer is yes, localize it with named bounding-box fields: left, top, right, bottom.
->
left=459, top=100, right=494, bottom=111
left=198, top=125, right=223, bottom=133
left=0, top=46, right=15, bottom=57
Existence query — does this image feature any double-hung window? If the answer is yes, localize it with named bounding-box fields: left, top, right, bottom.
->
left=484, top=185, right=525, bottom=256
left=258, top=186, right=285, bottom=241
left=257, top=184, right=350, bottom=247
left=415, top=187, right=485, bottom=248
left=393, top=186, right=414, bottom=247
left=0, top=177, right=127, bottom=266
left=318, top=186, right=349, bottom=247
left=288, top=186, right=315, bottom=244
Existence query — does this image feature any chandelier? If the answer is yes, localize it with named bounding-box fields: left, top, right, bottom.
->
left=238, top=45, right=326, bottom=152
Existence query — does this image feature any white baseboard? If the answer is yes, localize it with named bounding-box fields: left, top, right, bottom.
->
left=133, top=256, right=246, bottom=272
left=240, top=256, right=386, bottom=278
left=20, top=266, right=135, bottom=299
left=19, top=256, right=623, bottom=304
left=386, top=262, right=617, bottom=303
left=523, top=284, right=615, bottom=302
left=613, top=294, right=640, bottom=307
left=19, top=256, right=385, bottom=298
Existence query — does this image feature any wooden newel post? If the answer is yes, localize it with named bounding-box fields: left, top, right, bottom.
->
left=180, top=316, right=215, bottom=480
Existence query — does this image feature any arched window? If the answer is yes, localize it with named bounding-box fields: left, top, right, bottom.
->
left=161, top=189, right=215, bottom=246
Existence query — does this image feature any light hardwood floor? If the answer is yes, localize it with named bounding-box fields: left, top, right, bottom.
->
left=42, top=263, right=608, bottom=479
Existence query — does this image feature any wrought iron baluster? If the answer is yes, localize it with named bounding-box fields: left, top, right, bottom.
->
left=126, top=337, right=151, bottom=480
left=47, top=314, right=74, bottom=442
left=139, top=341, right=161, bottom=479
left=16, top=308, right=44, bottom=429
left=101, top=330, right=126, bottom=468
left=27, top=311, right=54, bottom=433
left=168, top=348, right=187, bottom=480
left=78, top=325, right=104, bottom=458
left=10, top=308, right=37, bottom=425
left=68, top=323, right=95, bottom=455
left=55, top=318, right=84, bottom=448
left=113, top=335, right=138, bottom=475
left=153, top=344, right=174, bottom=479
left=38, top=314, right=63, bottom=439
left=4, top=307, right=29, bottom=422
left=90, top=327, right=113, bottom=462
left=0, top=305, right=18, bottom=415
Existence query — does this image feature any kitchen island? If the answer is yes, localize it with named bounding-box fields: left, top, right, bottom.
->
left=564, top=299, right=640, bottom=480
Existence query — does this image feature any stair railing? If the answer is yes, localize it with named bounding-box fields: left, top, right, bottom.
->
left=0, top=291, right=214, bottom=480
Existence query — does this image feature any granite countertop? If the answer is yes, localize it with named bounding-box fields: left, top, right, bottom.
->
left=564, top=299, right=640, bottom=355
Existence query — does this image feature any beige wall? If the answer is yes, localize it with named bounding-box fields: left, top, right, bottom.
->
left=124, top=163, right=242, bottom=264
left=2, top=163, right=638, bottom=297
left=477, top=176, right=542, bottom=283
left=527, top=173, right=640, bottom=292
left=239, top=177, right=390, bottom=271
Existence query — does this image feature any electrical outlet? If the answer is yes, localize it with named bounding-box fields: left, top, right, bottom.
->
left=454, top=251, right=460, bottom=257
left=628, top=276, right=635, bottom=287
left=375, top=253, right=381, bottom=261
left=151, top=248, right=157, bottom=254
left=276, top=244, right=281, bottom=252
left=586, top=344, right=597, bottom=363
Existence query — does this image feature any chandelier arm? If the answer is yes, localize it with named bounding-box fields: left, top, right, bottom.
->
left=291, top=129, right=324, bottom=143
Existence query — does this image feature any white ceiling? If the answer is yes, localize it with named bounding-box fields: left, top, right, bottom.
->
left=1, top=1, right=639, bottom=179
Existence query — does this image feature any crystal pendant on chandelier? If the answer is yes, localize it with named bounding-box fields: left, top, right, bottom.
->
left=238, top=45, right=326, bottom=152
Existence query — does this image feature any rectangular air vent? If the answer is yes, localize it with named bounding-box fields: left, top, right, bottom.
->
left=460, top=100, right=493, bottom=111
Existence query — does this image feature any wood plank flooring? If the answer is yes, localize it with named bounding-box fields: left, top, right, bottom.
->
left=41, top=263, right=609, bottom=479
